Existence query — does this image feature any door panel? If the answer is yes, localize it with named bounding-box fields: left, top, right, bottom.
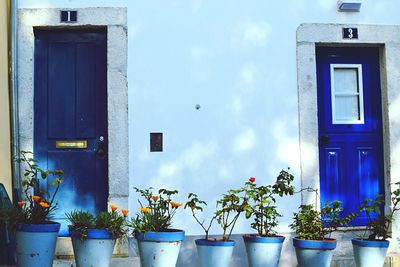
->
left=320, top=146, right=344, bottom=202
left=76, top=43, right=96, bottom=138
left=317, top=47, right=384, bottom=226
left=47, top=42, right=75, bottom=139
left=34, top=29, right=108, bottom=236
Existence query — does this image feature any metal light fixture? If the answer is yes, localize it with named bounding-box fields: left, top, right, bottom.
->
left=338, top=0, right=361, bottom=12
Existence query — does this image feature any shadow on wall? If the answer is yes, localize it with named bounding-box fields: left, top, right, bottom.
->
left=35, top=158, right=97, bottom=235
left=128, top=233, right=298, bottom=267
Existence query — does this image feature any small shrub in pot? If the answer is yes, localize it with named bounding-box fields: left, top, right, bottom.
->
left=67, top=205, right=128, bottom=267
left=241, top=169, right=295, bottom=267
left=351, top=182, right=400, bottom=267
left=290, top=196, right=355, bottom=267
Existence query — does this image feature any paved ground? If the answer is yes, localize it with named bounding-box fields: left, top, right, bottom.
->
left=53, top=257, right=141, bottom=267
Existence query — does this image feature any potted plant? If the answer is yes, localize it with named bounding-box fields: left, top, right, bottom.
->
left=290, top=196, right=354, bottom=267
left=67, top=205, right=129, bottom=267
left=242, top=169, right=295, bottom=267
left=185, top=185, right=249, bottom=267
left=352, top=182, right=400, bottom=267
left=130, top=187, right=184, bottom=267
left=7, top=151, right=64, bottom=267
left=0, top=183, right=15, bottom=265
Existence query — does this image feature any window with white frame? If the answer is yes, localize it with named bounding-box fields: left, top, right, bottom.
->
left=330, top=64, right=364, bottom=124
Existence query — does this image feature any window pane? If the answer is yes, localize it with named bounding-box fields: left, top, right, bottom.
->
left=334, top=68, right=358, bottom=94
left=335, top=95, right=359, bottom=121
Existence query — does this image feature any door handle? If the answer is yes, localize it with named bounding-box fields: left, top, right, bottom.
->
left=319, top=136, right=329, bottom=144
left=97, top=136, right=106, bottom=157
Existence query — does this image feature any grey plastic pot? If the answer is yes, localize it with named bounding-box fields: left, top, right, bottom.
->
left=243, top=235, right=285, bottom=267
left=293, top=238, right=337, bottom=267
left=70, top=228, right=116, bottom=267
left=195, top=239, right=235, bottom=267
left=16, top=223, right=60, bottom=267
left=352, top=238, right=390, bottom=267
left=135, top=229, right=185, bottom=267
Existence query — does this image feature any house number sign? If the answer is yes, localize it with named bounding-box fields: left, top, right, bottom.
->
left=343, top=27, right=358, bottom=39
left=61, top=10, right=78, bottom=23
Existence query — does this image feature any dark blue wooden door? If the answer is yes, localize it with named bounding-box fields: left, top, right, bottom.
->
left=316, top=47, right=384, bottom=225
left=34, top=29, right=108, bottom=235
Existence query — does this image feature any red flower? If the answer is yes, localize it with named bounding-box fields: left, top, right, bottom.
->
left=249, top=177, right=256, bottom=183
left=17, top=201, right=25, bottom=207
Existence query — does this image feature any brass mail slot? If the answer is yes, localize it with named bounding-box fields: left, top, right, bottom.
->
left=56, top=140, right=87, bottom=149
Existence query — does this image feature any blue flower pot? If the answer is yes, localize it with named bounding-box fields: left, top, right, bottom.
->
left=243, top=235, right=285, bottom=267
left=135, top=229, right=185, bottom=267
left=352, top=238, right=389, bottom=267
left=15, top=222, right=60, bottom=267
left=293, top=238, right=337, bottom=267
left=195, top=238, right=235, bottom=267
left=70, top=228, right=116, bottom=267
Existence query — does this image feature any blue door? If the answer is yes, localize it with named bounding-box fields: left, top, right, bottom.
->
left=316, top=47, right=384, bottom=225
left=34, top=29, right=108, bottom=235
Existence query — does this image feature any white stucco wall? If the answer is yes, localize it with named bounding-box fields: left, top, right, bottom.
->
left=17, top=0, right=400, bottom=240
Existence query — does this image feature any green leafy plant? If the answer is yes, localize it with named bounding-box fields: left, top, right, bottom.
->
left=322, top=200, right=355, bottom=237
left=185, top=183, right=249, bottom=241
left=290, top=200, right=355, bottom=240
left=66, top=210, right=95, bottom=239
left=130, top=187, right=182, bottom=233
left=8, top=151, right=64, bottom=226
left=184, top=193, right=215, bottom=240
left=243, top=169, right=295, bottom=237
left=357, top=181, right=400, bottom=241
left=290, top=204, right=324, bottom=240
left=67, top=205, right=129, bottom=240
left=215, top=187, right=249, bottom=241
left=96, top=210, right=128, bottom=239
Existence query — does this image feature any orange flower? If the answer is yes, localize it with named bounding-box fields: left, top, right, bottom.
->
left=139, top=207, right=151, bottom=213
left=33, top=196, right=41, bottom=202
left=54, top=169, right=64, bottom=175
left=151, top=195, right=159, bottom=201
left=122, top=209, right=129, bottom=216
left=170, top=201, right=182, bottom=208
left=39, top=202, right=50, bottom=208
left=110, top=204, right=118, bottom=212
left=17, top=201, right=25, bottom=207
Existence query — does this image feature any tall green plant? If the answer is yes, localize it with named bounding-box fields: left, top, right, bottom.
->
left=243, top=169, right=295, bottom=237
left=215, top=187, right=249, bottom=241
left=357, top=181, right=400, bottom=240
left=185, top=183, right=249, bottom=241
left=184, top=193, right=215, bottom=240
left=9, top=151, right=64, bottom=225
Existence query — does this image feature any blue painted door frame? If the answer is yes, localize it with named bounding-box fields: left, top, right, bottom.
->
left=34, top=29, right=108, bottom=235
left=316, top=47, right=384, bottom=225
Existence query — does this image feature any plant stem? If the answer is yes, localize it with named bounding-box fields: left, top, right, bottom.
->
left=227, top=213, right=240, bottom=241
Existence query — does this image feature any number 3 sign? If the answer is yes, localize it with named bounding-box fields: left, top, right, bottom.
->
left=343, top=27, right=358, bottom=39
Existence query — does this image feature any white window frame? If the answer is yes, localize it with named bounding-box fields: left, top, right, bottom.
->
left=330, top=64, right=364, bottom=124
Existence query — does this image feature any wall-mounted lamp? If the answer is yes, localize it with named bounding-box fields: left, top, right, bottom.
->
left=338, top=0, right=361, bottom=12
